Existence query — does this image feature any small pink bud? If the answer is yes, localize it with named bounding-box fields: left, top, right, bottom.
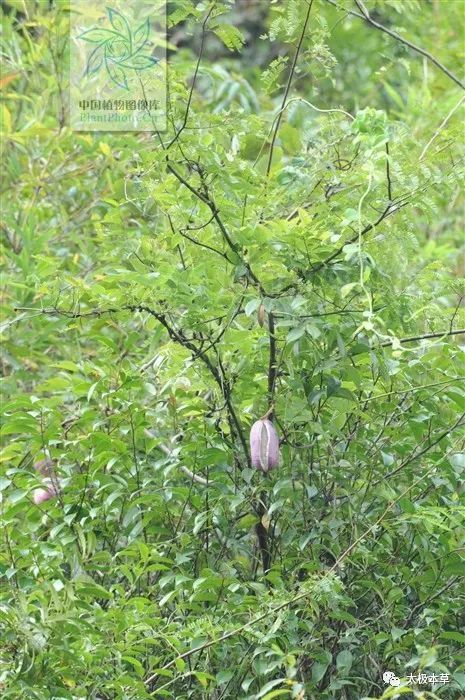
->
left=34, top=458, right=54, bottom=477
left=33, top=487, right=57, bottom=505
left=33, top=458, right=60, bottom=505
left=250, top=419, right=279, bottom=473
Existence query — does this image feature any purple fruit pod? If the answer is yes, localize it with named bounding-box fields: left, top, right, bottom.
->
left=33, top=458, right=60, bottom=505
left=33, top=486, right=58, bottom=505
left=250, top=418, right=280, bottom=473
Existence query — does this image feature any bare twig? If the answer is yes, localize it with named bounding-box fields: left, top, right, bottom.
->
left=385, top=142, right=392, bottom=201
left=419, top=95, right=465, bottom=161
left=14, top=301, right=250, bottom=467
left=266, top=0, right=314, bottom=177
left=325, top=0, right=465, bottom=91
left=267, top=312, right=278, bottom=413
left=167, top=162, right=266, bottom=294
left=147, top=433, right=209, bottom=486
left=362, top=376, right=465, bottom=403
left=311, top=201, right=403, bottom=273
left=168, top=7, right=213, bottom=148
left=449, top=295, right=463, bottom=333
left=380, top=327, right=465, bottom=347
left=373, top=412, right=465, bottom=485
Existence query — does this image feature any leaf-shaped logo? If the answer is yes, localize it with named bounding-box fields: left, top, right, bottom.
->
left=77, top=7, right=158, bottom=90
left=133, top=18, right=149, bottom=53
left=86, top=45, right=104, bottom=76
left=107, top=7, right=131, bottom=41
left=78, top=27, right=120, bottom=44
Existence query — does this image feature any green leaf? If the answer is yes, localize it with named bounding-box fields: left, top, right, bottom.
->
left=336, top=650, right=353, bottom=671
left=105, top=55, right=129, bottom=89
left=213, top=25, right=245, bottom=51
left=381, top=451, right=394, bottom=466
left=85, top=45, right=104, bottom=76
left=287, top=326, right=305, bottom=343
left=133, top=18, right=150, bottom=51
left=261, top=691, right=290, bottom=700
left=107, top=8, right=131, bottom=39
left=75, top=582, right=112, bottom=600
left=245, top=298, right=261, bottom=316
left=122, top=655, right=144, bottom=677
left=440, top=631, right=465, bottom=644
left=119, top=55, right=157, bottom=71
left=312, top=661, right=329, bottom=684
left=0, top=477, right=12, bottom=490
left=78, top=28, right=118, bottom=43
left=217, top=670, right=234, bottom=684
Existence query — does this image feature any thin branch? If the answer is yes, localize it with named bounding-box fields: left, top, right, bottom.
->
left=324, top=162, right=461, bottom=272
left=148, top=434, right=209, bottom=486
left=266, top=0, right=314, bottom=177
left=15, top=305, right=464, bottom=356
left=139, top=306, right=250, bottom=466
left=336, top=326, right=465, bottom=363
left=380, top=327, right=465, bottom=347
left=167, top=162, right=266, bottom=294
left=404, top=576, right=460, bottom=626
left=373, top=411, right=465, bottom=485
left=16, top=302, right=250, bottom=466
left=385, top=141, right=392, bottom=201
left=179, top=228, right=232, bottom=262
left=167, top=211, right=232, bottom=261
left=267, top=311, right=277, bottom=414
left=362, top=376, right=465, bottom=403
left=168, top=7, right=213, bottom=148
left=311, top=201, right=403, bottom=273
left=274, top=305, right=385, bottom=319
left=192, top=297, right=245, bottom=357
left=419, top=95, right=465, bottom=161
left=450, top=295, right=463, bottom=333
left=184, top=211, right=217, bottom=232
left=325, top=0, right=465, bottom=91
left=13, top=305, right=120, bottom=318
left=254, top=96, right=354, bottom=178
left=255, top=490, right=271, bottom=575
left=166, top=163, right=210, bottom=206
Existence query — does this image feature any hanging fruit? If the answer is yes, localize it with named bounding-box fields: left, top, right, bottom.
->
left=249, top=419, right=279, bottom=473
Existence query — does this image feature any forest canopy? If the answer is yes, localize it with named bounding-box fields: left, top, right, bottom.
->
left=1, top=1, right=465, bottom=699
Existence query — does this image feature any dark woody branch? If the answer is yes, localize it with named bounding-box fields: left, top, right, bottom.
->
left=15, top=302, right=251, bottom=468
left=310, top=200, right=408, bottom=274
left=325, top=0, right=465, bottom=91
left=166, top=162, right=271, bottom=297
left=15, top=304, right=465, bottom=353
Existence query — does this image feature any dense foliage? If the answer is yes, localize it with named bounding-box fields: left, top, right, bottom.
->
left=1, top=1, right=465, bottom=698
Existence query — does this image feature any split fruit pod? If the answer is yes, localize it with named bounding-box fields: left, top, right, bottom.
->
left=250, top=418, right=279, bottom=473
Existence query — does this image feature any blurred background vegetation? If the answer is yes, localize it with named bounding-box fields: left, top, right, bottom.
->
left=1, top=1, right=464, bottom=699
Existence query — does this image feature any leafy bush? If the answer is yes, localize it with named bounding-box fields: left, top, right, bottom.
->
left=1, top=1, right=464, bottom=698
